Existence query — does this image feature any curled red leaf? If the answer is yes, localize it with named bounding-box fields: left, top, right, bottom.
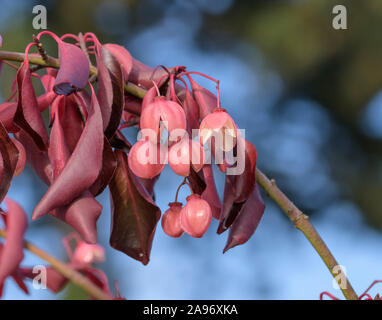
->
left=53, top=190, right=102, bottom=244
left=32, top=86, right=104, bottom=220
left=96, top=46, right=125, bottom=138
left=223, top=183, right=265, bottom=253
left=14, top=62, right=48, bottom=150
left=0, top=123, right=19, bottom=202
left=54, top=41, right=90, bottom=95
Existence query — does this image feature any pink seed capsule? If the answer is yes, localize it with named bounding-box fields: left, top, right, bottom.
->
left=140, top=97, right=187, bottom=142
left=199, top=108, right=237, bottom=152
left=161, top=202, right=183, bottom=238
left=180, top=194, right=212, bottom=238
left=168, top=139, right=205, bottom=176
left=128, top=140, right=167, bottom=179
left=73, top=242, right=105, bottom=265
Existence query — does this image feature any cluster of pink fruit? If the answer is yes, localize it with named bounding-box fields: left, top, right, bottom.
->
left=0, top=29, right=264, bottom=273
left=127, top=77, right=238, bottom=239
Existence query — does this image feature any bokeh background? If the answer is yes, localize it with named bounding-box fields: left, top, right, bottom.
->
left=1, top=0, right=382, bottom=300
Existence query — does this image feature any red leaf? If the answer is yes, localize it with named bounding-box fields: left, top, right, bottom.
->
left=217, top=176, right=244, bottom=234
left=90, top=137, right=117, bottom=197
left=0, top=102, right=18, bottom=133
left=53, top=190, right=102, bottom=244
left=188, top=75, right=217, bottom=120
left=61, top=94, right=85, bottom=153
left=129, top=59, right=178, bottom=89
left=201, top=165, right=221, bottom=220
left=0, top=123, right=19, bottom=202
left=187, top=167, right=206, bottom=196
left=11, top=138, right=26, bottom=177
left=229, top=139, right=257, bottom=203
left=37, top=91, right=57, bottom=113
left=0, top=91, right=55, bottom=133
left=14, top=62, right=48, bottom=150
left=40, top=68, right=57, bottom=93
left=32, top=87, right=104, bottom=220
left=96, top=46, right=125, bottom=138
left=183, top=87, right=200, bottom=134
left=54, top=41, right=90, bottom=95
left=96, top=48, right=113, bottom=131
left=223, top=183, right=265, bottom=253
left=187, top=165, right=221, bottom=220
left=103, top=43, right=133, bottom=82
left=217, top=139, right=258, bottom=233
left=11, top=270, right=29, bottom=295
left=14, top=130, right=52, bottom=186
left=109, top=150, right=161, bottom=265
left=0, top=198, right=28, bottom=288
left=124, top=94, right=142, bottom=116
left=48, top=96, right=70, bottom=180
left=137, top=174, right=160, bottom=201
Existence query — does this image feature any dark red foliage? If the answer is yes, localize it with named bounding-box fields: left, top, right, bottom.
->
left=95, top=45, right=125, bottom=138
left=0, top=102, right=18, bottom=132
left=32, top=88, right=104, bottom=221
left=0, top=123, right=19, bottom=202
left=14, top=60, right=48, bottom=150
left=223, top=182, right=265, bottom=253
left=0, top=31, right=265, bottom=284
left=109, top=150, right=161, bottom=265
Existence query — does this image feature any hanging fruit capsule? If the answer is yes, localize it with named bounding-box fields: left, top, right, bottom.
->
left=161, top=202, right=184, bottom=238
left=180, top=194, right=212, bottom=238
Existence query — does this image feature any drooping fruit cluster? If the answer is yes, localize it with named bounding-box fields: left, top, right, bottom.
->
left=162, top=182, right=212, bottom=239
left=0, top=30, right=265, bottom=282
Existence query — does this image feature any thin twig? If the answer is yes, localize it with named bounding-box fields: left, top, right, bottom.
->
left=255, top=168, right=358, bottom=300
left=0, top=50, right=146, bottom=98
